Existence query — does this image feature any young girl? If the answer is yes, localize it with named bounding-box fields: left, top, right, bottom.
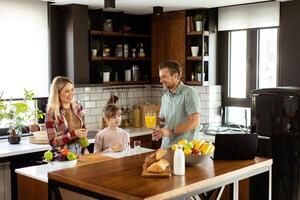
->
left=94, top=104, right=130, bottom=153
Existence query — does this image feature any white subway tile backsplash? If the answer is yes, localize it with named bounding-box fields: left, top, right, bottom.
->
left=84, top=101, right=96, bottom=108
left=75, top=84, right=222, bottom=130
left=84, top=87, right=97, bottom=93
left=75, top=87, right=84, bottom=94
left=90, top=93, right=101, bottom=100
left=77, top=94, right=90, bottom=101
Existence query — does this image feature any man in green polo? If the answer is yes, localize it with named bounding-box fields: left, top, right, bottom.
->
left=152, top=60, right=201, bottom=148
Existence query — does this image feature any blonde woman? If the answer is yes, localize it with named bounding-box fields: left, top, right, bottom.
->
left=45, top=76, right=88, bottom=154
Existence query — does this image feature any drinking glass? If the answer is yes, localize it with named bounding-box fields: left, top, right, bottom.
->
left=145, top=112, right=157, bottom=129
left=133, top=140, right=141, bottom=154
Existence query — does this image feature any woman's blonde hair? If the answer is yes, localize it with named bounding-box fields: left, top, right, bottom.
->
left=101, top=104, right=121, bottom=129
left=47, top=76, right=75, bottom=120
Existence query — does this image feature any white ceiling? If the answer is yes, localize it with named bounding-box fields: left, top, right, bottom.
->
left=50, top=0, right=276, bottom=15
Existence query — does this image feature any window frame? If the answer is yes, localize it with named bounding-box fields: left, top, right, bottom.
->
left=219, top=27, right=279, bottom=124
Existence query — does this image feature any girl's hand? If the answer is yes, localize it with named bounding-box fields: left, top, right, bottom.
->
left=111, top=143, right=123, bottom=152
left=74, top=128, right=87, bottom=138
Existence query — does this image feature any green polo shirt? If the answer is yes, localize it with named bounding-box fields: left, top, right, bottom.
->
left=159, top=82, right=201, bottom=148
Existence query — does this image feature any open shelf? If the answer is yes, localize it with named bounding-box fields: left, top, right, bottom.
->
left=124, top=57, right=151, bottom=61
left=100, top=80, right=150, bottom=86
left=91, top=56, right=123, bottom=61
left=186, top=81, right=203, bottom=85
left=124, top=33, right=151, bottom=38
left=187, top=56, right=202, bottom=61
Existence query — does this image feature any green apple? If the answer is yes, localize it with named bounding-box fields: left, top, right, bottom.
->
left=79, top=137, right=89, bottom=147
left=44, top=150, right=53, bottom=161
left=67, top=152, right=77, bottom=161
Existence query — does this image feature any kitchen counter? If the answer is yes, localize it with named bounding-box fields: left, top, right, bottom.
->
left=15, top=147, right=154, bottom=183
left=0, top=127, right=152, bottom=158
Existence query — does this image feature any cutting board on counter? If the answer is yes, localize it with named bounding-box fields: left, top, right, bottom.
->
left=141, top=165, right=171, bottom=178
left=139, top=103, right=161, bottom=128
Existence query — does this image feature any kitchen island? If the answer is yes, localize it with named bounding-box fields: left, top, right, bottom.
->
left=16, top=148, right=153, bottom=200
left=48, top=150, right=272, bottom=200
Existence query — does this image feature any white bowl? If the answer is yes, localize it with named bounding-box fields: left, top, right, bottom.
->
left=47, top=160, right=77, bottom=171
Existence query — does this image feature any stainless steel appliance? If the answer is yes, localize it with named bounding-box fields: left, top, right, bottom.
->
left=251, top=87, right=300, bottom=200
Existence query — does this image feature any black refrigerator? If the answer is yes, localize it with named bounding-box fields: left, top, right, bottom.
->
left=250, top=87, right=300, bottom=200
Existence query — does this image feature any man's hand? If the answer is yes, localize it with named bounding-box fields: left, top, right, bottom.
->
left=152, top=128, right=172, bottom=140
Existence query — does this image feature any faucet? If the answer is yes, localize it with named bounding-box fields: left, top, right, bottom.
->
left=226, top=122, right=249, bottom=134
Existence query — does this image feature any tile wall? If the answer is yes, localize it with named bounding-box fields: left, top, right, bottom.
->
left=75, top=84, right=222, bottom=131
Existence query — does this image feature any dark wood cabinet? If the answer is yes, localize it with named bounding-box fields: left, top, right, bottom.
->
left=130, top=134, right=161, bottom=149
left=89, top=10, right=152, bottom=85
left=49, top=4, right=89, bottom=84
left=151, top=9, right=217, bottom=85
left=151, top=11, right=186, bottom=83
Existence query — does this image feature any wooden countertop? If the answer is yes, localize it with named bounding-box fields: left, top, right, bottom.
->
left=48, top=150, right=272, bottom=200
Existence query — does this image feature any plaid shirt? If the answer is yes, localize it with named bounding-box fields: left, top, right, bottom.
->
left=45, top=103, right=85, bottom=147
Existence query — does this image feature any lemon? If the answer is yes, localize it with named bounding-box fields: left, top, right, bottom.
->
left=171, top=144, right=178, bottom=151
left=184, top=148, right=192, bottom=155
left=177, top=139, right=188, bottom=145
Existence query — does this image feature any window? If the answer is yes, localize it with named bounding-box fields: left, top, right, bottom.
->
left=229, top=31, right=247, bottom=99
left=258, top=28, right=278, bottom=89
left=221, top=28, right=278, bottom=126
left=0, top=0, right=49, bottom=98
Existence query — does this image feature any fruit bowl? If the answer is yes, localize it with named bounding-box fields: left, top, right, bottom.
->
left=185, top=154, right=210, bottom=166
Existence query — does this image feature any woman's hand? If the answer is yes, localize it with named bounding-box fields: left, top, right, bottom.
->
left=111, top=143, right=123, bottom=152
left=74, top=128, right=87, bottom=138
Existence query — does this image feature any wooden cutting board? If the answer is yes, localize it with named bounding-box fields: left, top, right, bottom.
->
left=141, top=164, right=171, bottom=178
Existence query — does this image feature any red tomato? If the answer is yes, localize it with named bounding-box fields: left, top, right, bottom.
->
left=61, top=148, right=70, bottom=156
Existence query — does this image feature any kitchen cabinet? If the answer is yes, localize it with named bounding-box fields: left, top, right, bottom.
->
left=130, top=134, right=161, bottom=149
left=151, top=9, right=217, bottom=85
left=151, top=11, right=186, bottom=83
left=49, top=4, right=89, bottom=84
left=89, top=10, right=152, bottom=85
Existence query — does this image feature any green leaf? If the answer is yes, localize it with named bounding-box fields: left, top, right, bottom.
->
left=12, top=102, right=28, bottom=113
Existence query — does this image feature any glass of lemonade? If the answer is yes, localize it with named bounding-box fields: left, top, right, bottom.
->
left=145, top=112, right=157, bottom=129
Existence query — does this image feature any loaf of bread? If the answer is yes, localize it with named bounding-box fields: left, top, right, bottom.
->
left=144, top=152, right=156, bottom=167
left=147, top=159, right=169, bottom=173
left=155, top=148, right=167, bottom=160
left=144, top=148, right=167, bottom=167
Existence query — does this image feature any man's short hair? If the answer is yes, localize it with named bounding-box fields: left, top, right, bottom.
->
left=159, top=60, right=182, bottom=76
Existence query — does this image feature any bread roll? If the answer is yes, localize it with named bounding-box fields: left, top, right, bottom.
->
left=144, top=152, right=157, bottom=167
left=147, top=159, right=169, bottom=173
left=155, top=148, right=167, bottom=160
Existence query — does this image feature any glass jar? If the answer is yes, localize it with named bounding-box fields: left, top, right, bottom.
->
left=115, top=45, right=123, bottom=57
left=103, top=19, right=113, bottom=32
left=132, top=105, right=141, bottom=128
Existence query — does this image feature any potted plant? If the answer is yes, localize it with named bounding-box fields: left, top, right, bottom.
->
left=0, top=89, right=44, bottom=144
left=91, top=40, right=101, bottom=57
left=194, top=14, right=205, bottom=32
left=194, top=64, right=204, bottom=82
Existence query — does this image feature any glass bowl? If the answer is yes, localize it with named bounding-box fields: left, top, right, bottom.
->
left=185, top=154, right=210, bottom=166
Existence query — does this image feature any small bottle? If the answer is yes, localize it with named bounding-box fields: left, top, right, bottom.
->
left=173, top=145, right=185, bottom=175
left=138, top=43, right=145, bottom=57
left=191, top=73, right=195, bottom=82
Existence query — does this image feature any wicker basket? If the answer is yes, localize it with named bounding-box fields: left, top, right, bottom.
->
left=29, top=136, right=49, bottom=144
